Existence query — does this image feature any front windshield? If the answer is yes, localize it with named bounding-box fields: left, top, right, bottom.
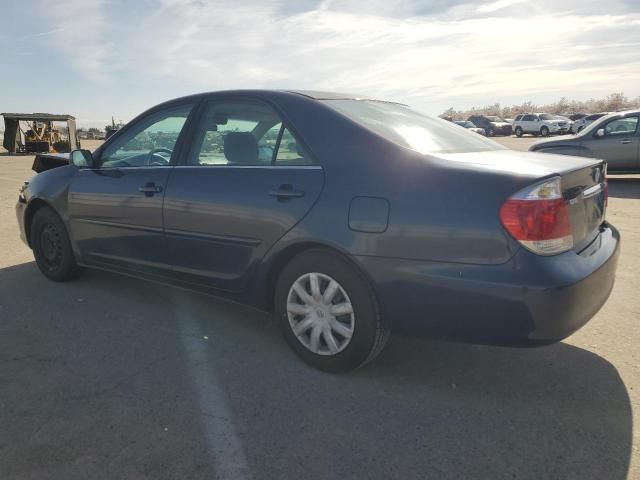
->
left=323, top=100, right=504, bottom=154
left=486, top=116, right=505, bottom=123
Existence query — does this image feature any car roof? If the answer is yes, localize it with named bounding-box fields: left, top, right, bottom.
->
left=158, top=89, right=408, bottom=110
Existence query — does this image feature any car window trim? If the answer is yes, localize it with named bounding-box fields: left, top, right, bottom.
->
left=172, top=164, right=322, bottom=170
left=271, top=123, right=285, bottom=165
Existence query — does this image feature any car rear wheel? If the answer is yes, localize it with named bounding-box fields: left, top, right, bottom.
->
left=540, top=126, right=550, bottom=136
left=31, top=206, right=81, bottom=282
left=515, top=127, right=523, bottom=137
left=275, top=249, right=389, bottom=373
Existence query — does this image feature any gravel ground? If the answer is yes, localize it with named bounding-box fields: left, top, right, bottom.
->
left=0, top=138, right=638, bottom=480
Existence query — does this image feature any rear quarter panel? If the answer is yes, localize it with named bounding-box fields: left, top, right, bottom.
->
left=255, top=97, right=527, bottom=267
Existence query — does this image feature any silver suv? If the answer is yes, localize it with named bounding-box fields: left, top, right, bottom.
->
left=513, top=113, right=569, bottom=137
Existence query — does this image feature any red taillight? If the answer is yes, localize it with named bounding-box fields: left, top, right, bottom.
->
left=500, top=177, right=573, bottom=255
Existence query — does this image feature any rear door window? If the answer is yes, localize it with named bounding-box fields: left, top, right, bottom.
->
left=188, top=98, right=315, bottom=166
left=275, top=128, right=314, bottom=165
left=188, top=99, right=282, bottom=166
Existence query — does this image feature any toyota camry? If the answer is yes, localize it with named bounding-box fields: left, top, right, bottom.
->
left=16, top=90, right=619, bottom=372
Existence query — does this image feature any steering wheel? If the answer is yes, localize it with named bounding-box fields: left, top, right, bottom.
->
left=146, top=147, right=172, bottom=166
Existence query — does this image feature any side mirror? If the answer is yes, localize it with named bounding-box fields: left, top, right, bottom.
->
left=595, top=128, right=606, bottom=138
left=70, top=149, right=94, bottom=168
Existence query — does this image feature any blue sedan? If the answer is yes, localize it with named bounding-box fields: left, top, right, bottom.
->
left=16, top=90, right=619, bottom=372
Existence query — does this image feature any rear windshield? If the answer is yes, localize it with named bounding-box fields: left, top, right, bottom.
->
left=323, top=100, right=504, bottom=154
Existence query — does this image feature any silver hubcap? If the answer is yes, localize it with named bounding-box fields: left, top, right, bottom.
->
left=286, top=272, right=355, bottom=356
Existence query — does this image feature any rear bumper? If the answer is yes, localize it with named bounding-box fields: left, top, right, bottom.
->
left=356, top=224, right=620, bottom=346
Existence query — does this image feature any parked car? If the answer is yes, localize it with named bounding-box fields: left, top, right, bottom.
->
left=555, top=115, right=574, bottom=133
left=512, top=113, right=570, bottom=137
left=17, top=90, right=619, bottom=372
left=568, top=113, right=587, bottom=121
left=467, top=115, right=512, bottom=136
left=529, top=110, right=640, bottom=172
left=504, top=118, right=514, bottom=125
left=454, top=120, right=485, bottom=135
left=566, top=114, right=587, bottom=133
left=573, top=112, right=608, bottom=133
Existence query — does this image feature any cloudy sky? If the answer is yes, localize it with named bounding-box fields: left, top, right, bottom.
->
left=1, top=0, right=639, bottom=127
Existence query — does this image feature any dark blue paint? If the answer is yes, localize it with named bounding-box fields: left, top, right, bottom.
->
left=16, top=90, right=620, bottom=346
left=348, top=197, right=390, bottom=233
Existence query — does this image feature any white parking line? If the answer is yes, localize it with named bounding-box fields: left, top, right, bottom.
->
left=176, top=302, right=252, bottom=480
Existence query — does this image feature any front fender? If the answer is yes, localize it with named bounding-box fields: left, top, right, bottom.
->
left=22, top=165, right=78, bottom=252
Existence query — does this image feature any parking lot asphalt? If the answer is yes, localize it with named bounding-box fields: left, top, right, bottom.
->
left=0, top=138, right=638, bottom=480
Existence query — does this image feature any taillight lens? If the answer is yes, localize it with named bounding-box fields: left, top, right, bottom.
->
left=500, top=177, right=573, bottom=255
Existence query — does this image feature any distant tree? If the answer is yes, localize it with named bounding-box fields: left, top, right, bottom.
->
left=440, top=92, right=640, bottom=119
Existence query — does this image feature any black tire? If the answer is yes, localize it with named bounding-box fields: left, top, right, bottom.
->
left=515, top=127, right=523, bottom=137
left=274, top=249, right=389, bottom=373
left=540, top=126, right=550, bottom=137
left=31, top=206, right=81, bottom=282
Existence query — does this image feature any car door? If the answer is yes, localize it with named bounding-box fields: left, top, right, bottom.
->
left=587, top=116, right=639, bottom=171
left=163, top=96, right=324, bottom=291
left=67, top=101, right=196, bottom=273
left=522, top=114, right=535, bottom=133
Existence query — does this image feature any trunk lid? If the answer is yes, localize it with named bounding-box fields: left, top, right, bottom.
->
left=436, top=150, right=607, bottom=254
left=561, top=161, right=607, bottom=252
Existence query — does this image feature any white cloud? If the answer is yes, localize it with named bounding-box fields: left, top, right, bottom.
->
left=45, top=0, right=113, bottom=83
left=476, top=0, right=525, bottom=13
left=41, top=0, right=640, bottom=113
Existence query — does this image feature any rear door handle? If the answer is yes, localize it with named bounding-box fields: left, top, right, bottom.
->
left=138, top=183, right=163, bottom=196
left=269, top=184, right=305, bottom=199
left=620, top=139, right=632, bottom=144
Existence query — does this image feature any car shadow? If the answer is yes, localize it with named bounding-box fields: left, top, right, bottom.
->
left=608, top=177, right=640, bottom=199
left=0, top=262, right=632, bottom=480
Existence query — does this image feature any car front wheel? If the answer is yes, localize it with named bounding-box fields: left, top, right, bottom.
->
left=31, top=206, right=81, bottom=282
left=540, top=126, right=550, bottom=136
left=275, top=250, right=389, bottom=373
left=515, top=127, right=523, bottom=137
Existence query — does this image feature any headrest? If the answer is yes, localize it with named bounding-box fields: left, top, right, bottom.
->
left=224, top=132, right=258, bottom=164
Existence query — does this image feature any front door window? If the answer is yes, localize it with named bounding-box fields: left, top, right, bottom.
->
left=99, top=104, right=194, bottom=168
